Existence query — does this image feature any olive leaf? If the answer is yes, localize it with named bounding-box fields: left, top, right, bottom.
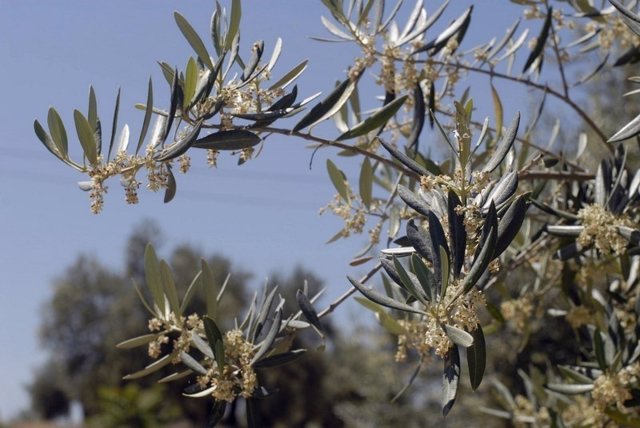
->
left=193, top=129, right=262, bottom=151
left=204, top=316, right=225, bottom=372
left=174, top=12, right=215, bottom=70
left=136, top=78, right=154, bottom=155
left=73, top=110, right=98, bottom=165
left=347, top=276, right=427, bottom=315
left=326, top=159, right=350, bottom=203
left=442, top=345, right=461, bottom=416
left=337, top=95, right=407, bottom=140
left=522, top=7, right=552, bottom=73
left=483, top=112, right=520, bottom=173
left=379, top=139, right=430, bottom=176
left=293, top=75, right=360, bottom=132
left=467, top=325, right=486, bottom=390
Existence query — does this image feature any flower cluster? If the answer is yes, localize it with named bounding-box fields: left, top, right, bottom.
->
left=147, top=313, right=196, bottom=360
left=146, top=311, right=257, bottom=402
left=500, top=295, right=534, bottom=333
left=592, top=373, right=632, bottom=412
left=319, top=194, right=367, bottom=238
left=196, top=329, right=257, bottom=402
left=394, top=282, right=485, bottom=361
left=512, top=395, right=551, bottom=428
left=577, top=204, right=630, bottom=255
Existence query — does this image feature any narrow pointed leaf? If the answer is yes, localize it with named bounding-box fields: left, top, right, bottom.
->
left=411, top=254, right=435, bottom=301
left=594, top=329, right=608, bottom=371
left=408, top=84, right=425, bottom=149
left=164, top=165, right=177, bottom=203
left=174, top=12, right=214, bottom=69
left=406, top=219, right=434, bottom=262
left=207, top=401, right=227, bottom=426
left=250, top=309, right=282, bottom=365
left=224, top=0, right=242, bottom=50
left=347, top=276, right=427, bottom=315
left=463, top=204, right=497, bottom=292
left=160, top=260, right=180, bottom=316
left=393, top=256, right=429, bottom=304
left=193, top=129, right=261, bottom=150
left=448, top=191, right=466, bottom=277
left=269, top=60, right=308, bottom=90
left=157, top=369, right=193, bottom=383
left=180, top=271, right=202, bottom=313
left=296, top=290, right=323, bottom=332
left=180, top=351, right=208, bottom=375
left=494, top=194, right=528, bottom=257
left=337, top=95, right=407, bottom=140
left=439, top=245, right=450, bottom=297
left=609, top=112, right=640, bottom=142
left=88, top=86, right=98, bottom=134
left=116, top=333, right=160, bottom=349
left=117, top=124, right=130, bottom=155
left=73, top=110, right=98, bottom=165
left=428, top=211, right=449, bottom=296
left=201, top=260, right=217, bottom=320
left=545, top=383, right=594, bottom=394
left=355, top=296, right=407, bottom=335
left=483, top=112, right=520, bottom=173
left=246, top=398, right=261, bottom=428
left=183, top=385, right=216, bottom=398
left=204, top=316, right=225, bottom=371
left=154, top=119, right=203, bottom=161
left=399, top=186, right=431, bottom=217
left=293, top=76, right=359, bottom=132
left=490, top=84, right=503, bottom=140
left=107, top=88, right=121, bottom=160
left=123, top=352, right=176, bottom=380
left=183, top=57, right=198, bottom=110
left=359, top=158, right=373, bottom=209
left=523, top=9, right=552, bottom=73
left=144, top=244, right=165, bottom=316
left=444, top=324, right=473, bottom=347
left=379, top=139, right=430, bottom=176
left=467, top=325, right=486, bottom=390
left=47, top=108, right=68, bottom=158
left=442, top=345, right=461, bottom=416
left=191, top=331, right=215, bottom=360
left=136, top=78, right=154, bottom=154
left=326, top=159, right=350, bottom=203
left=252, top=349, right=307, bottom=368
left=34, top=120, right=60, bottom=158
left=418, top=6, right=472, bottom=54
left=380, top=258, right=406, bottom=290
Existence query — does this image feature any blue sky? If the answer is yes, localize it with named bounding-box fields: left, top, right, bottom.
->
left=0, top=0, right=525, bottom=419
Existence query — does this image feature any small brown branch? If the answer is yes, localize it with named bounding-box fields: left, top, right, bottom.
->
left=201, top=123, right=421, bottom=180
left=318, top=262, right=382, bottom=319
left=545, top=1, right=570, bottom=97
left=518, top=170, right=595, bottom=181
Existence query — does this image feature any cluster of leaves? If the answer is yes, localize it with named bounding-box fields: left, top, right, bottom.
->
left=116, top=244, right=325, bottom=426
left=33, top=0, right=640, bottom=425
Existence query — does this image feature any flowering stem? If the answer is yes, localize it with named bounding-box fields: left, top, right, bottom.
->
left=318, top=262, right=382, bottom=319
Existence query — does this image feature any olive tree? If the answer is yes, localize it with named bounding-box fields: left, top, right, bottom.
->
left=34, top=0, right=640, bottom=425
